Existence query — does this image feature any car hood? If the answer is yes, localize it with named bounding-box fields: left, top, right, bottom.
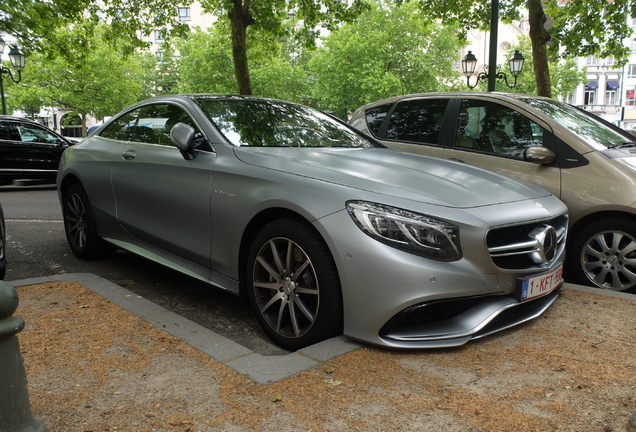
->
left=233, top=147, right=552, bottom=208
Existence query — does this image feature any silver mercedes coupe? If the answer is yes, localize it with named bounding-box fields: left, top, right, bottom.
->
left=57, top=95, right=568, bottom=350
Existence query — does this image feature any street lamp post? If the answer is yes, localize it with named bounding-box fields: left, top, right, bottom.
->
left=0, top=37, right=27, bottom=115
left=461, top=0, right=525, bottom=91
left=462, top=49, right=525, bottom=90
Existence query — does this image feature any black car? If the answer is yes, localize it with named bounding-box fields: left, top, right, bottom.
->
left=0, top=115, right=73, bottom=184
left=0, top=202, right=6, bottom=279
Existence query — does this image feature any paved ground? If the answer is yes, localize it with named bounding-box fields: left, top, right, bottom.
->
left=7, top=274, right=636, bottom=431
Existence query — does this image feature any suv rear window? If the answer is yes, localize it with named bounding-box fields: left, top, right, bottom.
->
left=364, top=103, right=392, bottom=137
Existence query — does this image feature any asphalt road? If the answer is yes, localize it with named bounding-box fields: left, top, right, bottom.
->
left=1, top=183, right=288, bottom=356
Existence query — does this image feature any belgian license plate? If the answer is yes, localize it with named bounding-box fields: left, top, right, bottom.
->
left=517, top=264, right=563, bottom=301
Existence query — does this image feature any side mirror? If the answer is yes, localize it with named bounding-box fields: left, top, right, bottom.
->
left=524, top=146, right=556, bottom=165
left=170, top=122, right=197, bottom=160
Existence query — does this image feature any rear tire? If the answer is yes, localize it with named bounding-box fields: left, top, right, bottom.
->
left=62, top=184, right=108, bottom=260
left=569, top=218, right=636, bottom=292
left=246, top=218, right=343, bottom=351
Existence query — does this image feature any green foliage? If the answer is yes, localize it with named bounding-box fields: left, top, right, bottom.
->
left=174, top=26, right=237, bottom=94
left=307, top=1, right=463, bottom=117
left=1, top=0, right=189, bottom=60
left=199, top=0, right=370, bottom=43
left=412, top=0, right=635, bottom=96
left=495, top=36, right=586, bottom=98
left=197, top=0, right=370, bottom=94
left=545, top=0, right=636, bottom=66
left=9, top=24, right=151, bottom=124
left=175, top=24, right=311, bottom=101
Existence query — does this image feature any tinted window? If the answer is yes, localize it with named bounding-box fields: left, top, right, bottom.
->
left=521, top=97, right=629, bottom=150
left=364, top=103, right=392, bottom=136
left=99, top=109, right=141, bottom=141
left=197, top=98, right=379, bottom=148
left=385, top=99, right=448, bottom=145
left=0, top=122, right=19, bottom=141
left=455, top=99, right=543, bottom=159
left=17, top=124, right=60, bottom=144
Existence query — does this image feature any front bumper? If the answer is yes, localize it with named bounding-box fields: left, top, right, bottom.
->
left=315, top=197, right=567, bottom=348
left=378, top=288, right=561, bottom=348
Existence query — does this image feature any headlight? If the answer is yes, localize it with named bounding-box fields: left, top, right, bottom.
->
left=346, top=201, right=462, bottom=261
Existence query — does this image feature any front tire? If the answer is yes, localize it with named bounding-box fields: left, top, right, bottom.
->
left=62, top=184, right=108, bottom=260
left=246, top=218, right=343, bottom=351
left=570, top=218, right=636, bottom=292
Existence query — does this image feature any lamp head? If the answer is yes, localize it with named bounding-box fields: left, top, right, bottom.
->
left=8, top=46, right=26, bottom=70
left=461, top=51, right=478, bottom=77
left=509, top=50, right=525, bottom=77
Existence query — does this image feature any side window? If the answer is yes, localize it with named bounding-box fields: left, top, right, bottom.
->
left=99, top=109, right=141, bottom=141
left=0, top=122, right=19, bottom=141
left=99, top=104, right=207, bottom=149
left=456, top=99, right=544, bottom=159
left=385, top=99, right=448, bottom=145
left=16, top=124, right=60, bottom=144
left=364, top=103, right=392, bottom=137
left=138, top=104, right=206, bottom=148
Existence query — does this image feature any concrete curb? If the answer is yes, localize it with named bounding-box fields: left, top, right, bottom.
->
left=9, top=273, right=363, bottom=385
left=9, top=275, right=633, bottom=384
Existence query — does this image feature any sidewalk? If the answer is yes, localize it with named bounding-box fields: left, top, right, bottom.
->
left=10, top=274, right=636, bottom=432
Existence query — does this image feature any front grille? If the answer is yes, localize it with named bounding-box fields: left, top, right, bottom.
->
left=486, top=214, right=568, bottom=270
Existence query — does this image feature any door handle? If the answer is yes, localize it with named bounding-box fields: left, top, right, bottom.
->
left=122, top=150, right=137, bottom=160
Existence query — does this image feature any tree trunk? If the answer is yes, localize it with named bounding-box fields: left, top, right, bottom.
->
left=81, top=113, right=88, bottom=137
left=228, top=1, right=254, bottom=95
left=527, top=0, right=552, bottom=97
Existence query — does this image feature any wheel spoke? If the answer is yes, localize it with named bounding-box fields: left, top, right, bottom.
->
left=260, top=291, right=284, bottom=314
left=285, top=240, right=293, bottom=277
left=252, top=280, right=281, bottom=291
left=276, top=300, right=288, bottom=333
left=618, top=237, right=636, bottom=256
left=291, top=258, right=310, bottom=283
left=288, top=302, right=301, bottom=337
left=295, top=286, right=318, bottom=295
left=269, top=239, right=287, bottom=275
left=255, top=255, right=283, bottom=285
left=293, top=296, right=315, bottom=322
left=584, top=242, right=605, bottom=260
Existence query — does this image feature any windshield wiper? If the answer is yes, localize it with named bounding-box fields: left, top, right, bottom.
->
left=608, top=142, right=636, bottom=149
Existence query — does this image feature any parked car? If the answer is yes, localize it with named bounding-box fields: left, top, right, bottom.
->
left=0, top=202, right=6, bottom=279
left=57, top=95, right=568, bottom=350
left=0, top=115, right=73, bottom=184
left=351, top=92, right=636, bottom=293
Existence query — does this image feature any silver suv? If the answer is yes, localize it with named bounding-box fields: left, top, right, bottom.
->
left=351, top=92, right=636, bottom=292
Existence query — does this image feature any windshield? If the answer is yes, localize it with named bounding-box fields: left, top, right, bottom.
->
left=520, top=97, right=633, bottom=150
left=196, top=97, right=380, bottom=148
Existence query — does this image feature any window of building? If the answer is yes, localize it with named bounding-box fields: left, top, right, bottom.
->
left=606, top=90, right=618, bottom=106
left=155, top=30, right=165, bottom=43
left=585, top=90, right=597, bottom=105
left=629, top=64, right=636, bottom=78
left=626, top=90, right=635, bottom=106
left=178, top=7, right=191, bottom=21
